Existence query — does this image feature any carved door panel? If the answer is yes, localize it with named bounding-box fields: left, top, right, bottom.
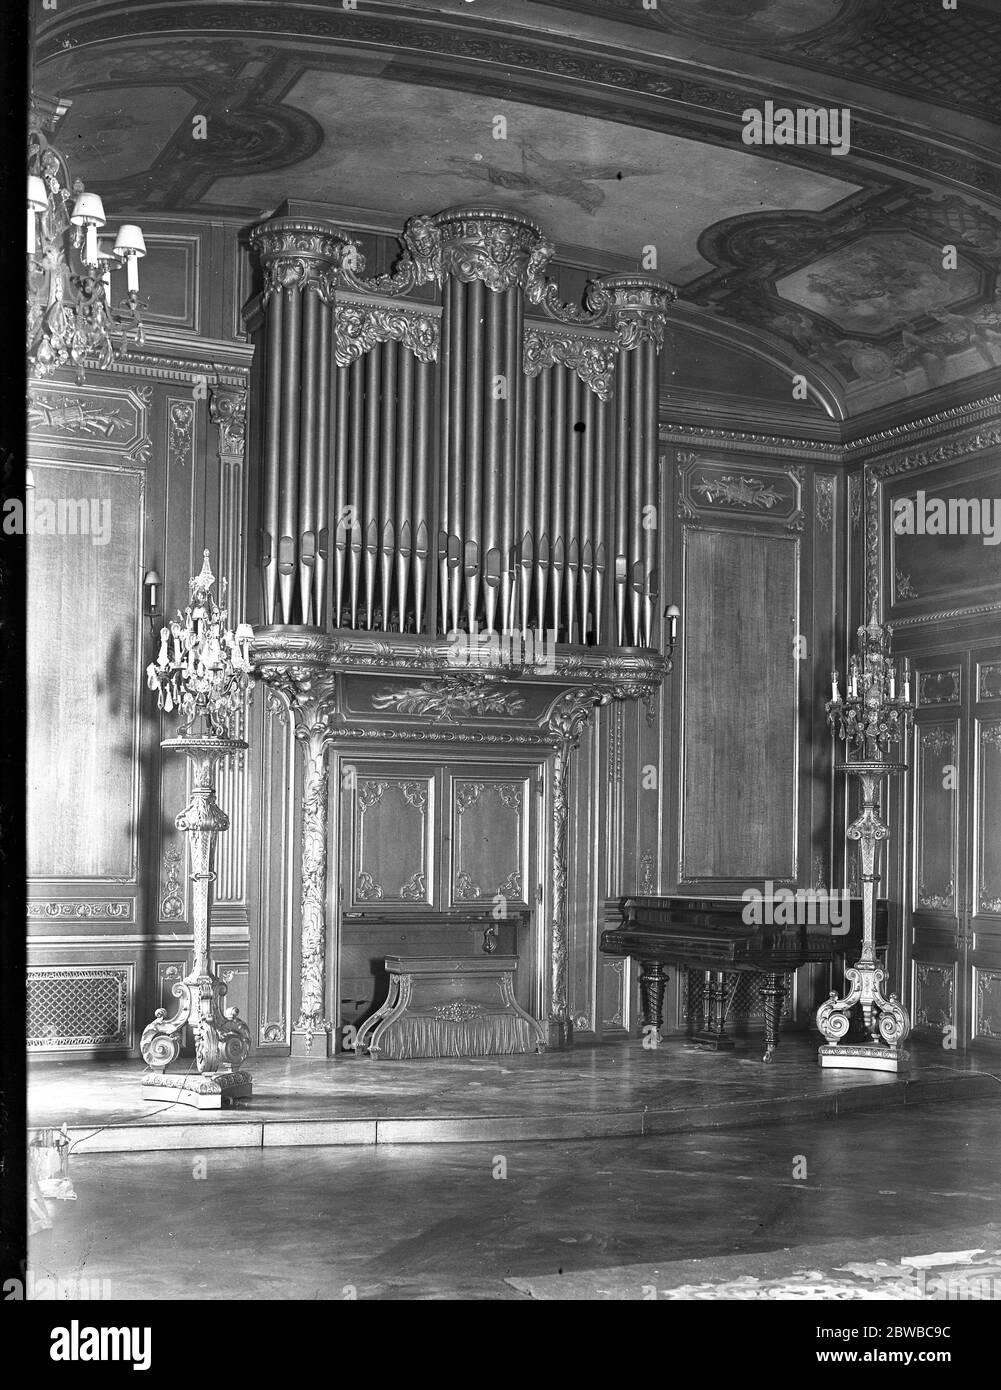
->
left=345, top=771, right=435, bottom=909
left=907, top=646, right=1001, bottom=1053
left=445, top=771, right=534, bottom=912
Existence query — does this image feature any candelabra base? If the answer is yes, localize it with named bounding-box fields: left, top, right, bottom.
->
left=140, top=1069, right=253, bottom=1109
left=818, top=1043, right=909, bottom=1073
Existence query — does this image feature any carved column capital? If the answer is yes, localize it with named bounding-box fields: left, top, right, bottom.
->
left=596, top=273, right=676, bottom=353
left=208, top=384, right=247, bottom=459
left=249, top=216, right=358, bottom=301
left=434, top=206, right=547, bottom=292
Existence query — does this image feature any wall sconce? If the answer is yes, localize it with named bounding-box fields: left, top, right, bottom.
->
left=664, top=603, right=680, bottom=655
left=144, top=569, right=162, bottom=634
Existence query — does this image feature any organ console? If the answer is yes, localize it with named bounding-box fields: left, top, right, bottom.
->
left=243, top=204, right=676, bottom=1057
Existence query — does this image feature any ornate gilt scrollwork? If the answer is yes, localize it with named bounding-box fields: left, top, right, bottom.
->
left=334, top=302, right=439, bottom=366
left=208, top=385, right=247, bottom=457
left=523, top=326, right=617, bottom=400
left=371, top=676, right=525, bottom=722
left=339, top=213, right=443, bottom=295
left=260, top=663, right=340, bottom=1038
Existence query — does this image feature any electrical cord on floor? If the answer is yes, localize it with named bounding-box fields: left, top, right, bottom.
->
left=58, top=1055, right=202, bottom=1155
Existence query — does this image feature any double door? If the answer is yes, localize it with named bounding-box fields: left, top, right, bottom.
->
left=336, top=755, right=542, bottom=1032
left=906, top=643, right=1001, bottom=1052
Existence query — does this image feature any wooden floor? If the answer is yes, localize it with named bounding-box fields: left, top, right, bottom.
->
left=28, top=1033, right=1000, bottom=1152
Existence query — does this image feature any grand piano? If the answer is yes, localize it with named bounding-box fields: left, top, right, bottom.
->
left=600, top=894, right=887, bottom=1060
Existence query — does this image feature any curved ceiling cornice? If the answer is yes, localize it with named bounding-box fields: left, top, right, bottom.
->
left=35, top=0, right=1001, bottom=207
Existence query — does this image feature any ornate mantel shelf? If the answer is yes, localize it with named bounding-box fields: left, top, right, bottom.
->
left=253, top=627, right=668, bottom=1054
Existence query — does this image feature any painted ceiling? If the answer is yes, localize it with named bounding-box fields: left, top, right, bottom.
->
left=34, top=0, right=1001, bottom=421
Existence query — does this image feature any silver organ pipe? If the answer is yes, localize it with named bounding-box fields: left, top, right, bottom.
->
left=298, top=285, right=319, bottom=626
left=533, top=366, right=552, bottom=636
left=332, top=361, right=349, bottom=628
left=518, top=371, right=536, bottom=637
left=463, top=279, right=484, bottom=634
left=395, top=343, right=414, bottom=633
left=314, top=297, right=332, bottom=627
left=413, top=358, right=433, bottom=634
left=278, top=284, right=301, bottom=625
left=261, top=287, right=283, bottom=626
left=379, top=340, right=398, bottom=631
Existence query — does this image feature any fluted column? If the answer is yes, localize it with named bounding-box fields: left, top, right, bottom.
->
left=596, top=275, right=674, bottom=649
left=248, top=218, right=355, bottom=628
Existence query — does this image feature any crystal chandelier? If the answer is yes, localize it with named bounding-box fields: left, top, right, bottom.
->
left=27, top=96, right=147, bottom=381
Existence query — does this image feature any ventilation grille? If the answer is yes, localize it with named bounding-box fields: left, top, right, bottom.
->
left=27, top=967, right=130, bottom=1050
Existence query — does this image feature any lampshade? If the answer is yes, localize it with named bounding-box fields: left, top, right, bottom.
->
left=27, top=175, right=47, bottom=212
left=234, top=623, right=254, bottom=643
left=113, top=224, right=146, bottom=257
left=70, top=192, right=106, bottom=227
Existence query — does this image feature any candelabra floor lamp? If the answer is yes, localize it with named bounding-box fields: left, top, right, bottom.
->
left=817, top=609, right=913, bottom=1073
left=140, top=553, right=255, bottom=1109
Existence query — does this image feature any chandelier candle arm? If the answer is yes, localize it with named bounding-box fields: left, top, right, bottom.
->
left=27, top=97, right=148, bottom=381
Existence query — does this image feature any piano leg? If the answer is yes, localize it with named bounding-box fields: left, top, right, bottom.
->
left=639, top=960, right=667, bottom=1036
left=761, top=973, right=786, bottom=1062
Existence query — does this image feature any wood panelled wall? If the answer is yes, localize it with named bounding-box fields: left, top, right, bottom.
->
left=27, top=204, right=1000, bottom=1058
left=26, top=210, right=253, bottom=1056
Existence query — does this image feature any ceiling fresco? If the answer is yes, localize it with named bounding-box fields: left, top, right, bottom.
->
left=203, top=69, right=858, bottom=282
left=34, top=0, right=1001, bottom=419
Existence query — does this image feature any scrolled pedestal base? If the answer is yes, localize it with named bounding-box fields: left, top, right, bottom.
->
left=818, top=1044, right=909, bottom=1074
left=140, top=1069, right=253, bottom=1109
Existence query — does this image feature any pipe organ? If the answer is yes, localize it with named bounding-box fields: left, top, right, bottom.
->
left=244, top=205, right=675, bottom=1057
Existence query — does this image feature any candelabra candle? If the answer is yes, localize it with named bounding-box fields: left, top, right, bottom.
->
left=146, top=550, right=254, bottom=737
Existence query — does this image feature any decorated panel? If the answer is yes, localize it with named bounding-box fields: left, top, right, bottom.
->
left=448, top=777, right=530, bottom=909
left=973, top=967, right=1001, bottom=1044
left=880, top=450, right=1001, bottom=626
left=913, top=721, right=960, bottom=915
left=911, top=961, right=957, bottom=1037
left=677, top=454, right=804, bottom=530
left=976, top=720, right=1001, bottom=916
left=349, top=774, right=434, bottom=907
